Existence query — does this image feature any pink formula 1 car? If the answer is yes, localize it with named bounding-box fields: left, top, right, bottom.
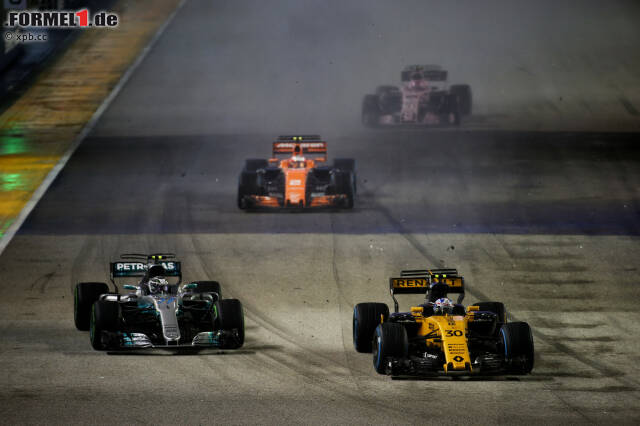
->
left=362, top=65, right=471, bottom=127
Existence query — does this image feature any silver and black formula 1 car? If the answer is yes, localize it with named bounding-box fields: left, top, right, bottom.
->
left=73, top=253, right=244, bottom=351
left=353, top=268, right=534, bottom=377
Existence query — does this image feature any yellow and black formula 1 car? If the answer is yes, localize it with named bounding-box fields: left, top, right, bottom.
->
left=352, top=268, right=534, bottom=377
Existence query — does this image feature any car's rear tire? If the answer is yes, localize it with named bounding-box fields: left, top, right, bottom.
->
left=220, top=299, right=244, bottom=348
left=353, top=302, right=389, bottom=353
left=90, top=300, right=121, bottom=350
left=332, top=171, right=355, bottom=209
left=500, top=322, right=534, bottom=374
left=375, top=85, right=399, bottom=94
left=74, top=282, right=109, bottom=331
left=333, top=158, right=355, bottom=173
left=192, top=281, right=222, bottom=299
left=193, top=281, right=223, bottom=327
left=471, top=302, right=506, bottom=323
left=244, top=159, right=268, bottom=172
left=362, top=94, right=380, bottom=127
left=344, top=172, right=355, bottom=209
left=373, top=323, right=408, bottom=374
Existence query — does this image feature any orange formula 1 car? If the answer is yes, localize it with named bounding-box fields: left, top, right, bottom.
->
left=237, top=135, right=356, bottom=210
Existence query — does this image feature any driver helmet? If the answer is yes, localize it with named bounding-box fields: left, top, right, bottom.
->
left=148, top=277, right=169, bottom=294
left=429, top=282, right=448, bottom=301
left=290, top=156, right=305, bottom=168
left=409, top=72, right=426, bottom=89
left=434, top=297, right=454, bottom=315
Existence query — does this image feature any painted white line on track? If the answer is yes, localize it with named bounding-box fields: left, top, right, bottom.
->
left=0, top=0, right=188, bottom=257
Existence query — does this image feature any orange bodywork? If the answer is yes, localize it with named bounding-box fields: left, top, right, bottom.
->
left=244, top=141, right=348, bottom=209
left=247, top=157, right=346, bottom=208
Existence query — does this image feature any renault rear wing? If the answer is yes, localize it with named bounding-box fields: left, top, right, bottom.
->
left=389, top=268, right=465, bottom=312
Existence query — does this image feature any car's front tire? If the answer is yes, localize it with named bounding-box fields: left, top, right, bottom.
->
left=343, top=172, right=355, bottom=209
left=89, top=300, right=121, bottom=350
left=220, top=299, right=244, bottom=349
left=333, top=159, right=357, bottom=195
left=373, top=323, right=408, bottom=374
left=450, top=84, right=472, bottom=116
left=238, top=171, right=259, bottom=210
left=331, top=170, right=355, bottom=209
left=500, top=322, right=534, bottom=374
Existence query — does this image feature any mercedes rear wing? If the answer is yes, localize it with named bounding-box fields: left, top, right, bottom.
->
left=389, top=268, right=465, bottom=312
left=110, top=253, right=182, bottom=284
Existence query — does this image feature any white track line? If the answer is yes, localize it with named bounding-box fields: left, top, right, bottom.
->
left=0, top=0, right=188, bottom=256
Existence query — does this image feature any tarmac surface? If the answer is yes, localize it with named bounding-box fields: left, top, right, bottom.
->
left=1, top=0, right=640, bottom=424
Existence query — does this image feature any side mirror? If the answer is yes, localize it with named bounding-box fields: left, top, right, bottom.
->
left=183, top=283, right=198, bottom=290
left=123, top=284, right=138, bottom=290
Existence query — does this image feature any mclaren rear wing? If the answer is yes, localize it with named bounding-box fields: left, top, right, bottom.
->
left=389, top=268, right=465, bottom=312
left=272, top=135, right=327, bottom=156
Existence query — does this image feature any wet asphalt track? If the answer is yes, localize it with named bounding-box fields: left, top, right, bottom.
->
left=1, top=0, right=640, bottom=424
